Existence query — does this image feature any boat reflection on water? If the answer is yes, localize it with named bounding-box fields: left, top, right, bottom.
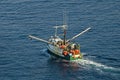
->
left=47, top=58, right=82, bottom=72
left=47, top=58, right=85, bottom=80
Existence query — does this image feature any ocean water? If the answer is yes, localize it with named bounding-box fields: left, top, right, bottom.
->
left=0, top=0, right=120, bottom=80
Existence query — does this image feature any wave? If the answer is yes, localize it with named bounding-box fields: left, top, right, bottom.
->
left=40, top=48, right=47, bottom=52
left=39, top=48, right=50, bottom=58
left=0, top=0, right=34, bottom=3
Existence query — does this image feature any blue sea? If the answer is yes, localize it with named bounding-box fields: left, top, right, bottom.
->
left=0, top=0, right=120, bottom=80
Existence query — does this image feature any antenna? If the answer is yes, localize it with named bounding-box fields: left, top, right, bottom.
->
left=63, top=10, right=67, bottom=26
left=55, top=26, right=58, bottom=37
left=53, top=26, right=59, bottom=37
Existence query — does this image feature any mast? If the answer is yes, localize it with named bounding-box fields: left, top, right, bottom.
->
left=63, top=25, right=67, bottom=45
left=63, top=10, right=67, bottom=45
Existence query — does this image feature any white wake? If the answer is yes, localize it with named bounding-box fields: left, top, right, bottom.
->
left=71, top=59, right=120, bottom=71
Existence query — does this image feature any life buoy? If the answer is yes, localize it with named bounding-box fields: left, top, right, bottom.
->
left=74, top=49, right=80, bottom=55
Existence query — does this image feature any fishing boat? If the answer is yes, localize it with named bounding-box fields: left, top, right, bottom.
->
left=29, top=25, right=91, bottom=61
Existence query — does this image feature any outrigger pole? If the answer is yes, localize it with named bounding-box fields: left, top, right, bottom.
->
left=67, top=27, right=91, bottom=42
left=28, top=35, right=51, bottom=44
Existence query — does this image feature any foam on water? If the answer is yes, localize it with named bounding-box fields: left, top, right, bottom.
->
left=72, top=59, right=120, bottom=72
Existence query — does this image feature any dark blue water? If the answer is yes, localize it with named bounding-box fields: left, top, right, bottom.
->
left=0, top=0, right=120, bottom=80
